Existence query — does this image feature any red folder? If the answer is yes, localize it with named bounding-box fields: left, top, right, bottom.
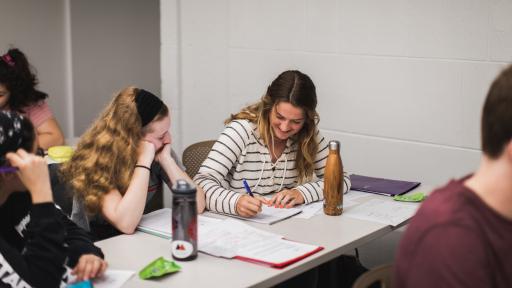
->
left=235, top=244, right=324, bottom=268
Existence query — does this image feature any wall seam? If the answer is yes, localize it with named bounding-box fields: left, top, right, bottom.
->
left=63, top=0, right=74, bottom=138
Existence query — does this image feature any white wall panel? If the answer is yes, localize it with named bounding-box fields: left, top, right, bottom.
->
left=228, top=50, right=300, bottom=113
left=229, top=0, right=305, bottom=50
left=405, top=0, right=489, bottom=60
left=162, top=0, right=511, bottom=196
left=321, top=130, right=481, bottom=187
left=489, top=0, right=512, bottom=62
left=305, top=0, right=338, bottom=53
left=338, top=0, right=409, bottom=56
left=181, top=0, right=229, bottom=46
left=323, top=56, right=487, bottom=149
left=160, top=0, right=179, bottom=47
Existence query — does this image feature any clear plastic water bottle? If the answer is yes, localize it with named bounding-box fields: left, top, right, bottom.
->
left=171, top=179, right=198, bottom=260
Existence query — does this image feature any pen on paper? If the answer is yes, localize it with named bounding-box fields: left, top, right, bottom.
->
left=242, top=179, right=254, bottom=197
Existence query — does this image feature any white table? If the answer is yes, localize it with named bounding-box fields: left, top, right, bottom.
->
left=96, top=185, right=428, bottom=287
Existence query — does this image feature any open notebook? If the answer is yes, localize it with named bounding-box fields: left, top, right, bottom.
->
left=137, top=209, right=322, bottom=268
left=208, top=205, right=302, bottom=225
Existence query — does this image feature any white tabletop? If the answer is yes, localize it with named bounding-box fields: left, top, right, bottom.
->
left=96, top=185, right=429, bottom=287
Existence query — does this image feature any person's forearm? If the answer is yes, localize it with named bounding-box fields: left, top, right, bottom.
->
left=196, top=186, right=206, bottom=213
left=104, top=169, right=151, bottom=233
left=160, top=157, right=206, bottom=213
left=36, top=118, right=65, bottom=149
left=37, top=132, right=64, bottom=150
left=160, top=157, right=193, bottom=185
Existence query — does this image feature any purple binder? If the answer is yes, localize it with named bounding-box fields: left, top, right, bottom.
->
left=350, top=174, right=421, bottom=196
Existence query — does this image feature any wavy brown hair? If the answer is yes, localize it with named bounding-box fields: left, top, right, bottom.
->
left=60, top=86, right=168, bottom=214
left=226, top=70, right=319, bottom=183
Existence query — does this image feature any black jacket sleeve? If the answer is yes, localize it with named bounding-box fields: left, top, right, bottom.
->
left=0, top=203, right=67, bottom=287
left=58, top=208, right=104, bottom=267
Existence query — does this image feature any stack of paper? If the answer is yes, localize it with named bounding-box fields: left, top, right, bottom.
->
left=137, top=208, right=221, bottom=239
left=343, top=199, right=420, bottom=226
left=199, top=218, right=322, bottom=268
left=137, top=209, right=322, bottom=268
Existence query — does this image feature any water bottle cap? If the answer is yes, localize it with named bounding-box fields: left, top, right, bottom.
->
left=172, top=179, right=197, bottom=195
left=176, top=179, right=188, bottom=189
left=328, top=140, right=340, bottom=150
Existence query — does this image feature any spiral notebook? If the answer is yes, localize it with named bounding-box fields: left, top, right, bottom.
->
left=350, top=174, right=421, bottom=196
left=210, top=205, right=302, bottom=225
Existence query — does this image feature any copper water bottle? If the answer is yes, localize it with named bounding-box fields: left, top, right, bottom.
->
left=323, top=140, right=344, bottom=216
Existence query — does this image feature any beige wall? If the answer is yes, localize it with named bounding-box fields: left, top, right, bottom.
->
left=71, top=0, right=160, bottom=135
left=0, top=0, right=69, bottom=134
left=0, top=0, right=160, bottom=137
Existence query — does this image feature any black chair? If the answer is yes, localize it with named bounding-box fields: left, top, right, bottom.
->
left=352, top=264, right=393, bottom=288
left=48, top=163, right=73, bottom=216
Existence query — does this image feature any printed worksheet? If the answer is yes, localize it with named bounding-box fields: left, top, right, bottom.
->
left=93, top=270, right=134, bottom=288
left=137, top=208, right=221, bottom=239
left=343, top=199, right=420, bottom=226
left=199, top=218, right=321, bottom=267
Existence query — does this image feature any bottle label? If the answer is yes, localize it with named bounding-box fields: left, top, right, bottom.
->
left=172, top=240, right=194, bottom=259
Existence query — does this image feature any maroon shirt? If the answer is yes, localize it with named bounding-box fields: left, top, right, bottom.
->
left=394, top=177, right=512, bottom=288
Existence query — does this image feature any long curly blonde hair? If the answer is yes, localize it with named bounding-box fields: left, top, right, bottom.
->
left=226, top=70, right=319, bottom=183
left=60, top=86, right=168, bottom=214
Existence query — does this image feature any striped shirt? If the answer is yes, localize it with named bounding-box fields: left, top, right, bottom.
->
left=22, top=100, right=54, bottom=128
left=194, top=119, right=351, bottom=215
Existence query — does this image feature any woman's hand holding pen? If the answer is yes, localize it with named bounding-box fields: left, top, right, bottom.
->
left=268, top=189, right=304, bottom=208
left=236, top=195, right=268, bottom=217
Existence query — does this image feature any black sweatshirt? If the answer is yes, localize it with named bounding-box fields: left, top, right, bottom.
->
left=0, top=192, right=104, bottom=288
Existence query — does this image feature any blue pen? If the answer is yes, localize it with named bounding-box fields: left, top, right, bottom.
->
left=242, top=179, right=254, bottom=197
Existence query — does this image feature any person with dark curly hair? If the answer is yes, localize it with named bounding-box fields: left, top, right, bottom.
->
left=0, top=47, right=64, bottom=149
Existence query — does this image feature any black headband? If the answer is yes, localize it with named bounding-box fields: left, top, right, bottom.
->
left=135, top=89, right=163, bottom=127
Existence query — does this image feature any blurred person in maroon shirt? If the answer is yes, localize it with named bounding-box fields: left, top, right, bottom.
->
left=394, top=65, right=512, bottom=288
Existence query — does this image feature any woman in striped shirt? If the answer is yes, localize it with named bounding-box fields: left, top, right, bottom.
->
left=195, top=70, right=350, bottom=217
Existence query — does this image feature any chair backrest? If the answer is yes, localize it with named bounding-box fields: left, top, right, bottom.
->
left=49, top=163, right=73, bottom=215
left=182, top=140, right=215, bottom=178
left=352, top=264, right=393, bottom=288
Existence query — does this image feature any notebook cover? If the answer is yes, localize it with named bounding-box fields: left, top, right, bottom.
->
left=234, top=245, right=324, bottom=269
left=350, top=174, right=421, bottom=196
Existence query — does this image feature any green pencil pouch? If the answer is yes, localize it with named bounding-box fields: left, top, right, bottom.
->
left=139, top=257, right=181, bottom=280
left=394, top=192, right=426, bottom=202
